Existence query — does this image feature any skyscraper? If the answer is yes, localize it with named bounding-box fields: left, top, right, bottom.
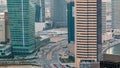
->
left=75, top=0, right=102, bottom=68
left=0, top=13, right=5, bottom=42
left=51, top=0, right=67, bottom=28
left=35, top=0, right=41, bottom=22
left=112, top=0, right=120, bottom=29
left=0, top=0, right=7, bottom=12
left=112, top=0, right=120, bottom=38
left=102, top=1, right=106, bottom=34
left=41, top=0, right=45, bottom=22
left=7, top=0, right=35, bottom=54
left=67, top=0, right=74, bottom=43
left=35, top=0, right=45, bottom=22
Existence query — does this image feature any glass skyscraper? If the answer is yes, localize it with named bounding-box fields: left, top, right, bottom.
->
left=7, top=0, right=35, bottom=54
left=112, top=0, right=120, bottom=39
left=112, top=0, right=120, bottom=30
left=51, top=0, right=67, bottom=28
left=35, top=0, right=45, bottom=22
left=35, top=0, right=41, bottom=22
left=67, top=0, right=74, bottom=43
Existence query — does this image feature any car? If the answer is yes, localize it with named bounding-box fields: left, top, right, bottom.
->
left=66, top=65, right=71, bottom=68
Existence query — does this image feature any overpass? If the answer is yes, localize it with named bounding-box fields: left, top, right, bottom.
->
left=102, top=39, right=120, bottom=53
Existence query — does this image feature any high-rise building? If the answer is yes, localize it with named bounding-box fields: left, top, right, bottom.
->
left=41, top=0, right=45, bottom=22
left=67, top=0, right=74, bottom=43
left=102, top=0, right=107, bottom=43
left=0, top=13, right=5, bottom=42
left=35, top=0, right=45, bottom=22
left=112, top=0, right=120, bottom=30
left=35, top=0, right=41, bottom=22
left=102, top=1, right=106, bottom=34
left=51, top=0, right=67, bottom=28
left=75, top=0, right=102, bottom=68
left=45, top=0, right=51, bottom=20
left=105, top=1, right=112, bottom=32
left=112, top=0, right=120, bottom=38
left=7, top=0, right=35, bottom=54
left=0, top=0, right=7, bottom=12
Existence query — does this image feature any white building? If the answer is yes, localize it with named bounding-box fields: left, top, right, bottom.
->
left=0, top=13, right=5, bottom=42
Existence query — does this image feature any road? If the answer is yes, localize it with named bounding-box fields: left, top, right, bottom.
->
left=0, top=34, right=73, bottom=68
left=102, top=39, right=120, bottom=53
left=28, top=35, right=68, bottom=68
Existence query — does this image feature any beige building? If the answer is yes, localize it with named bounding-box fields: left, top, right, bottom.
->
left=0, top=13, right=5, bottom=42
left=75, top=0, right=102, bottom=68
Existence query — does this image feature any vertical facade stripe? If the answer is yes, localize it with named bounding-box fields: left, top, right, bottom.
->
left=21, top=0, right=25, bottom=46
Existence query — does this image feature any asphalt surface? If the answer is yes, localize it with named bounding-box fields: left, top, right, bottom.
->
left=29, top=36, right=68, bottom=68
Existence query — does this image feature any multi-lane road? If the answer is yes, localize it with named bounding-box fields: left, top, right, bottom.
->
left=2, top=34, right=70, bottom=68
left=29, top=35, right=69, bottom=68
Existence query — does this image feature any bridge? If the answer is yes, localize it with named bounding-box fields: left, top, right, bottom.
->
left=102, top=39, right=120, bottom=53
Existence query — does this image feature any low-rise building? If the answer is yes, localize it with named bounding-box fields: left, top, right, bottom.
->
left=35, top=35, right=50, bottom=49
left=0, top=44, right=11, bottom=57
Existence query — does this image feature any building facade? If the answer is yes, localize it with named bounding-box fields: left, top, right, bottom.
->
left=35, top=0, right=45, bottom=22
left=51, top=0, right=67, bottom=28
left=0, top=13, right=5, bottom=42
left=112, top=0, right=120, bottom=30
left=75, top=0, right=102, bottom=68
left=41, top=0, right=45, bottom=22
left=5, top=12, right=10, bottom=42
left=35, top=0, right=41, bottom=22
left=67, top=0, right=74, bottom=43
left=0, top=0, right=7, bottom=12
left=0, top=12, right=11, bottom=57
left=112, top=0, right=120, bottom=38
left=102, top=1, right=106, bottom=34
left=7, top=0, right=35, bottom=54
left=0, top=44, right=11, bottom=57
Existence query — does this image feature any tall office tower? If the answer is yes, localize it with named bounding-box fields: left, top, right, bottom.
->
left=0, top=12, right=10, bottom=44
left=51, top=0, right=67, bottom=28
left=106, top=1, right=112, bottom=32
left=112, top=0, right=120, bottom=29
left=102, top=1, right=106, bottom=34
left=112, top=0, right=120, bottom=38
left=5, top=12, right=10, bottom=43
left=7, top=0, right=35, bottom=54
left=45, top=0, right=51, bottom=20
left=35, top=0, right=41, bottom=22
left=0, top=13, right=5, bottom=42
left=41, top=0, right=45, bottom=22
left=102, top=0, right=107, bottom=43
left=35, top=0, right=45, bottom=22
left=0, top=0, right=7, bottom=12
left=75, top=0, right=102, bottom=68
left=67, top=0, right=74, bottom=43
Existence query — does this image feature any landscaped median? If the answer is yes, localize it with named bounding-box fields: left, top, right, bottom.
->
left=59, top=56, right=75, bottom=63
